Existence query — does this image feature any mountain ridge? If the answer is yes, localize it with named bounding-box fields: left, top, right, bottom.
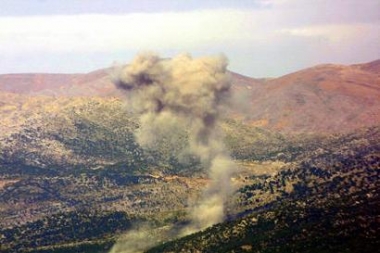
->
left=0, top=59, right=379, bottom=135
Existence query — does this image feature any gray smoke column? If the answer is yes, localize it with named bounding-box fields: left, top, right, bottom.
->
left=114, top=52, right=236, bottom=233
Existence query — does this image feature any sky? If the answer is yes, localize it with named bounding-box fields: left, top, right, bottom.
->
left=0, top=0, right=379, bottom=77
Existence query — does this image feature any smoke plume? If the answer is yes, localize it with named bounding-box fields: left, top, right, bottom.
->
left=112, top=52, right=236, bottom=250
left=109, top=225, right=162, bottom=253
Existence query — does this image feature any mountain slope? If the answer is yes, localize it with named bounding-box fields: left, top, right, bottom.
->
left=0, top=59, right=379, bottom=253
left=1, top=60, right=378, bottom=134
left=246, top=60, right=380, bottom=133
left=146, top=126, right=380, bottom=253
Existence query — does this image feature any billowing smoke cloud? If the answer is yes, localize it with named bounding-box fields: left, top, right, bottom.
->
left=111, top=52, right=236, bottom=251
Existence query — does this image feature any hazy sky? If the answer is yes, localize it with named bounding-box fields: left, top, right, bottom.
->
left=1, top=0, right=379, bottom=77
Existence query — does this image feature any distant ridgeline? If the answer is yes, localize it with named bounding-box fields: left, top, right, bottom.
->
left=0, top=59, right=379, bottom=134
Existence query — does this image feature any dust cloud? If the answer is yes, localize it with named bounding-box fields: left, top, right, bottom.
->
left=109, top=225, right=161, bottom=253
left=110, top=52, right=236, bottom=252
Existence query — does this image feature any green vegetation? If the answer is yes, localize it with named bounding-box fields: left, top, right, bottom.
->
left=148, top=190, right=379, bottom=253
left=147, top=126, right=380, bottom=252
left=0, top=211, right=130, bottom=253
left=0, top=96, right=379, bottom=253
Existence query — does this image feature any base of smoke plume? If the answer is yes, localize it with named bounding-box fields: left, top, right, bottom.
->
left=180, top=154, right=237, bottom=236
left=109, top=221, right=191, bottom=253
left=179, top=195, right=224, bottom=236
left=109, top=155, right=237, bottom=253
left=109, top=224, right=165, bottom=253
left=109, top=206, right=227, bottom=253
left=109, top=179, right=236, bottom=253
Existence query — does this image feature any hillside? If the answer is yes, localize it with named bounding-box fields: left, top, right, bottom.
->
left=1, top=60, right=379, bottom=134
left=147, top=127, right=380, bottom=253
left=0, top=83, right=378, bottom=252
left=1, top=124, right=378, bottom=253
left=245, top=60, right=380, bottom=133
left=0, top=59, right=379, bottom=253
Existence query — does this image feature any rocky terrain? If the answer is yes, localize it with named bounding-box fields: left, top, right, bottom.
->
left=148, top=127, right=379, bottom=252
left=0, top=59, right=379, bottom=252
